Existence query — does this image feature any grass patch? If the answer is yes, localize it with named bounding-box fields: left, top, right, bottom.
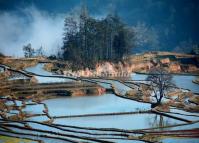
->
left=0, top=135, right=38, bottom=143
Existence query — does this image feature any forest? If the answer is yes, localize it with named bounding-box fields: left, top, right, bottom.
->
left=62, top=6, right=134, bottom=70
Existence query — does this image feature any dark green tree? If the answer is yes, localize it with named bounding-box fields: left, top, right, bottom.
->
left=62, top=6, right=134, bottom=70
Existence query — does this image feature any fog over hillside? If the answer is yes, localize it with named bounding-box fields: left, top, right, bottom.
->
left=0, top=0, right=198, bottom=56
left=0, top=6, right=64, bottom=57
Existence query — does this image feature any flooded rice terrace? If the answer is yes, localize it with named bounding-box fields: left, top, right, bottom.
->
left=0, top=63, right=199, bottom=143
left=131, top=73, right=199, bottom=94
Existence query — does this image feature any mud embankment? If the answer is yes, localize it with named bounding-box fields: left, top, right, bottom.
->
left=43, top=54, right=199, bottom=78
left=0, top=57, right=39, bottom=70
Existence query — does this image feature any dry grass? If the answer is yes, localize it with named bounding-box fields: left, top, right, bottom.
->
left=126, top=90, right=138, bottom=97
left=184, top=105, right=199, bottom=112
left=1, top=57, right=38, bottom=70
left=43, top=63, right=54, bottom=72
left=189, top=96, right=199, bottom=105
left=155, top=104, right=170, bottom=112
left=0, top=135, right=35, bottom=143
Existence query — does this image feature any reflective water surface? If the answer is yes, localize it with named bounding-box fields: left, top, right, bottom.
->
left=131, top=73, right=199, bottom=93
left=21, top=64, right=199, bottom=143
left=54, top=113, right=183, bottom=130
left=25, top=63, right=74, bottom=83
left=44, top=94, right=150, bottom=116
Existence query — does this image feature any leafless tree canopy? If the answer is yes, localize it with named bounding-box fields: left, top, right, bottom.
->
left=147, top=67, right=174, bottom=105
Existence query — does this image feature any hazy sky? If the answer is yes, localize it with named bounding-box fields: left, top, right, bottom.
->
left=0, top=0, right=198, bottom=56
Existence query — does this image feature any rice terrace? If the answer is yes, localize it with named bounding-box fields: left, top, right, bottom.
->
left=0, top=0, right=199, bottom=143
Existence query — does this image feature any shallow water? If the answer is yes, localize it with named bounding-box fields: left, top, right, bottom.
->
left=23, top=104, right=44, bottom=114
left=168, top=109, right=199, bottom=121
left=168, top=122, right=199, bottom=130
left=131, top=73, right=199, bottom=93
left=28, top=115, right=49, bottom=122
left=54, top=113, right=183, bottom=130
left=34, top=75, right=73, bottom=83
left=44, top=94, right=150, bottom=116
left=25, top=63, right=74, bottom=83
left=93, top=79, right=132, bottom=95
left=104, top=139, right=144, bottom=143
left=26, top=63, right=53, bottom=76
left=162, top=138, right=199, bottom=143
left=21, top=64, right=199, bottom=142
left=172, top=75, right=199, bottom=93
left=89, top=79, right=112, bottom=89
left=170, top=108, right=199, bottom=116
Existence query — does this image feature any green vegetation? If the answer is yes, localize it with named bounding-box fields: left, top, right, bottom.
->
left=0, top=135, right=37, bottom=143
left=62, top=6, right=134, bottom=70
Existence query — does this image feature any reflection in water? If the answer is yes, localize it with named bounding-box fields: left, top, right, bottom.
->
left=22, top=63, right=198, bottom=142
left=147, top=114, right=171, bottom=129
left=54, top=113, right=183, bottom=130
left=131, top=73, right=199, bottom=93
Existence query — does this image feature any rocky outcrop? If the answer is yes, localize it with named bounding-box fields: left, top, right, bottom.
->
left=187, top=64, right=198, bottom=72
left=160, top=58, right=170, bottom=64
left=71, top=87, right=105, bottom=96
left=44, top=52, right=199, bottom=76
left=129, top=61, right=153, bottom=72
left=169, top=63, right=181, bottom=73
left=193, top=77, right=199, bottom=85
left=43, top=63, right=54, bottom=71
left=63, top=62, right=132, bottom=78
left=30, top=76, right=38, bottom=83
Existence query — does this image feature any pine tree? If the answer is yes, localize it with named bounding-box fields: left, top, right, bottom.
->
left=62, top=6, right=134, bottom=70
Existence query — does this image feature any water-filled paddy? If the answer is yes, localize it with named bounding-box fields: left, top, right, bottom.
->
left=3, top=63, right=196, bottom=143
left=44, top=94, right=150, bottom=116
left=54, top=113, right=184, bottom=130
left=131, top=73, right=199, bottom=93
left=25, top=63, right=74, bottom=83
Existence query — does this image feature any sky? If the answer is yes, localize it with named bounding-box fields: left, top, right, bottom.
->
left=0, top=0, right=198, bottom=56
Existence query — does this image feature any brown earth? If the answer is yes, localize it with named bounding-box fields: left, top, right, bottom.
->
left=42, top=52, right=199, bottom=77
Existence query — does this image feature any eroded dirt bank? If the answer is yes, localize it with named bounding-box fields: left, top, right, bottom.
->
left=42, top=52, right=199, bottom=78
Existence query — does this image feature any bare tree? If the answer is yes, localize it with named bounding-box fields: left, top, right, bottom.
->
left=23, top=43, right=34, bottom=58
left=147, top=66, right=173, bottom=107
left=36, top=46, right=44, bottom=57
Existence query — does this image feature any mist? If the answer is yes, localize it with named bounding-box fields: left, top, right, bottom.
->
left=0, top=1, right=198, bottom=57
left=0, top=6, right=65, bottom=57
